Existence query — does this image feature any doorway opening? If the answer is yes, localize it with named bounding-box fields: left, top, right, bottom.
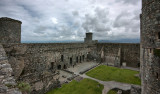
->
left=70, top=58, right=72, bottom=65
left=57, top=65, right=61, bottom=70
left=82, top=55, right=85, bottom=61
left=76, top=56, right=78, bottom=63
left=80, top=56, right=81, bottom=63
left=61, top=55, right=64, bottom=62
left=50, top=62, right=54, bottom=69
left=64, top=65, right=67, bottom=69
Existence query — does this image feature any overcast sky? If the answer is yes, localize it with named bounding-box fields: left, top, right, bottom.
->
left=0, top=0, right=141, bottom=42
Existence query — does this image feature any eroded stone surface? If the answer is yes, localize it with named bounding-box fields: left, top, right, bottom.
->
left=141, top=0, right=160, bottom=94
left=0, top=44, right=21, bottom=94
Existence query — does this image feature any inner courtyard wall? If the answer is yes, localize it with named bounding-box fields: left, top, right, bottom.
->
left=97, top=43, right=140, bottom=68
left=1, top=42, right=140, bottom=93
left=2, top=43, right=97, bottom=94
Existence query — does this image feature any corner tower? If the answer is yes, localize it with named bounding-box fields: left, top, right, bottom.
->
left=141, top=0, right=160, bottom=94
left=0, top=17, right=22, bottom=43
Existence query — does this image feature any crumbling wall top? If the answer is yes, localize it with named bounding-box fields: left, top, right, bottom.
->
left=0, top=17, right=22, bottom=24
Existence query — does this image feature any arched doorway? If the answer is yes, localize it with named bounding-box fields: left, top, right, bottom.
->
left=137, top=63, right=140, bottom=67
left=61, top=55, right=64, bottom=62
left=76, top=56, right=78, bottom=63
left=57, top=65, right=61, bottom=70
left=64, top=65, right=67, bottom=69
left=80, top=56, right=81, bottom=63
left=50, top=62, right=54, bottom=69
left=82, top=55, right=85, bottom=61
left=70, top=58, right=72, bottom=65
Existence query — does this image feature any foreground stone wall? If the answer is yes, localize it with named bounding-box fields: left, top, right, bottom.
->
left=2, top=43, right=97, bottom=94
left=141, top=0, right=160, bottom=94
left=97, top=43, right=140, bottom=68
left=130, top=85, right=141, bottom=94
left=0, top=44, right=21, bottom=94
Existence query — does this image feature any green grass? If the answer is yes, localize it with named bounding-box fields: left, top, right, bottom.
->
left=107, top=90, right=117, bottom=94
left=86, top=65, right=141, bottom=85
left=46, top=78, right=104, bottom=94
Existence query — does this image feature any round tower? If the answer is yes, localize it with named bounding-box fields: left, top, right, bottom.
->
left=141, top=0, right=160, bottom=93
left=0, top=17, right=22, bottom=43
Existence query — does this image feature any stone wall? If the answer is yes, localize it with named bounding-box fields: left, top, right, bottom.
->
left=141, top=0, right=160, bottom=94
left=0, top=42, right=141, bottom=94
left=0, top=44, right=21, bottom=94
left=2, top=43, right=97, bottom=94
left=130, top=85, right=141, bottom=94
left=97, top=43, right=140, bottom=68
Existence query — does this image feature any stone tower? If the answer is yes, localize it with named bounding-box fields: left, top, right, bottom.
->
left=84, top=32, right=93, bottom=43
left=0, top=17, right=22, bottom=43
left=141, top=0, right=160, bottom=94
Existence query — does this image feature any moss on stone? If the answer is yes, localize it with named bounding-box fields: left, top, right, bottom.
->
left=17, top=82, right=31, bottom=93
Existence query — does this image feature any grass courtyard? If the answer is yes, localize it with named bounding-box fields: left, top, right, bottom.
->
left=46, top=78, right=104, bottom=94
left=86, top=65, right=141, bottom=85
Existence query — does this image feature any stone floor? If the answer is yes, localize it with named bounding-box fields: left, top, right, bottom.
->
left=67, top=61, right=98, bottom=74
left=58, top=70, right=73, bottom=84
left=58, top=61, right=98, bottom=84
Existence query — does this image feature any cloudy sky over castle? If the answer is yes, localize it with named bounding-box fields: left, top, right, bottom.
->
left=0, top=0, right=141, bottom=42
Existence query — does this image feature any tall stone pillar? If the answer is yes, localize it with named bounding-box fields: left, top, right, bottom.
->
left=141, top=0, right=160, bottom=93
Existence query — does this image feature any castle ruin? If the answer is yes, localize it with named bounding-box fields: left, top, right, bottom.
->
left=0, top=0, right=159, bottom=93
left=0, top=17, right=140, bottom=94
left=140, top=0, right=160, bottom=93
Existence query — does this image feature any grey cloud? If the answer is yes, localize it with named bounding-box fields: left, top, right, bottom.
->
left=33, top=26, right=48, bottom=34
left=72, top=11, right=79, bottom=16
left=116, top=0, right=139, bottom=5
left=82, top=7, right=111, bottom=33
left=113, top=11, right=140, bottom=32
left=0, top=0, right=141, bottom=41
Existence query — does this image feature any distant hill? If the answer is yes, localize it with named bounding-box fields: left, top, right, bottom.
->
left=22, top=40, right=84, bottom=43
left=22, top=39, right=140, bottom=43
left=98, top=39, right=140, bottom=43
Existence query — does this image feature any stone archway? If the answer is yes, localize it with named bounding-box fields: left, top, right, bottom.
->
left=61, top=55, right=64, bottom=62
left=63, top=65, right=67, bottom=69
left=82, top=55, right=85, bottom=61
left=76, top=56, right=78, bottom=63
left=57, top=65, right=61, bottom=70
left=50, top=62, right=54, bottom=69
left=80, top=56, right=81, bottom=63
left=70, top=58, right=72, bottom=65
